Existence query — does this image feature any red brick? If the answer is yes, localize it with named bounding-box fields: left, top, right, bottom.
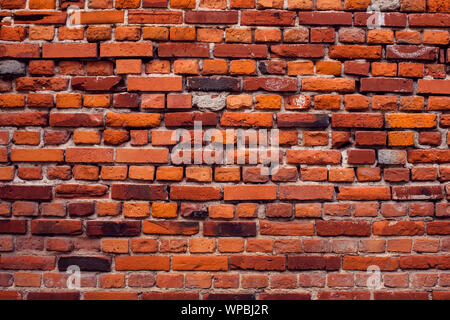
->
left=332, top=113, right=383, bottom=128
left=127, top=77, right=182, bottom=91
left=241, top=11, right=295, bottom=25
left=230, top=255, right=285, bottom=271
left=279, top=185, right=334, bottom=200
left=66, top=148, right=113, bottom=163
left=337, top=187, right=391, bottom=200
left=287, top=150, right=341, bottom=165
left=128, top=10, right=182, bottom=24
left=185, top=11, right=238, bottom=24
left=71, top=77, right=120, bottom=91
left=418, top=79, right=450, bottom=95
left=288, top=256, right=340, bottom=271
left=116, top=149, right=168, bottom=163
left=271, top=44, right=325, bottom=58
left=173, top=256, right=228, bottom=271
left=329, top=45, right=382, bottom=59
left=261, top=221, right=314, bottom=236
left=343, top=256, right=399, bottom=271
left=362, top=78, right=413, bottom=93
left=0, top=256, right=55, bottom=270
left=0, top=44, right=40, bottom=58
left=317, top=221, right=370, bottom=236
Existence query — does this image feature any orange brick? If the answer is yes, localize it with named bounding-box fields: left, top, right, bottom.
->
left=72, top=165, right=100, bottom=180
left=170, top=0, right=196, bottom=8
left=388, top=132, right=415, bottom=147
left=97, top=202, right=121, bottom=216
left=255, top=28, right=281, bottom=42
left=55, top=94, right=82, bottom=108
left=423, top=30, right=449, bottom=45
left=101, top=166, right=128, bottom=180
left=116, top=59, right=142, bottom=74
left=400, top=96, right=424, bottom=111
left=13, top=131, right=40, bottom=145
left=367, top=30, right=394, bottom=44
left=226, top=95, right=253, bottom=109
left=174, top=60, right=200, bottom=74
left=129, top=166, right=155, bottom=181
left=19, top=166, right=42, bottom=180
left=84, top=94, right=110, bottom=108
left=329, top=168, right=354, bottom=182
left=156, top=166, right=183, bottom=181
left=146, top=60, right=171, bottom=74
left=314, top=94, right=341, bottom=110
left=225, top=28, right=252, bottom=43
left=255, top=94, right=282, bottom=110
left=197, top=28, right=223, bottom=42
left=316, top=0, right=341, bottom=10
left=0, top=167, right=15, bottom=181
left=116, top=0, right=140, bottom=8
left=316, top=60, right=341, bottom=75
left=203, top=59, right=228, bottom=75
left=257, top=0, right=283, bottom=8
left=209, top=204, right=234, bottom=219
left=143, top=27, right=169, bottom=40
left=123, top=202, right=150, bottom=218
left=102, top=239, right=129, bottom=253
left=0, top=94, right=25, bottom=108
left=372, top=62, right=397, bottom=77
left=288, top=61, right=314, bottom=75
left=190, top=238, right=216, bottom=253
left=186, top=167, right=212, bottom=182
left=152, top=202, right=178, bottom=218
left=99, top=274, right=125, bottom=289
left=29, top=26, right=55, bottom=41
left=73, top=130, right=101, bottom=145
left=170, top=27, right=196, bottom=41
left=218, top=238, right=245, bottom=253
left=200, top=0, right=226, bottom=9
left=10, top=149, right=64, bottom=162
left=115, top=26, right=140, bottom=41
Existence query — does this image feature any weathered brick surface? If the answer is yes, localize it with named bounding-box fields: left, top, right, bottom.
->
left=0, top=0, right=449, bottom=301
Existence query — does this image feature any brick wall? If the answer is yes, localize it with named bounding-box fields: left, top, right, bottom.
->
left=0, top=0, right=449, bottom=300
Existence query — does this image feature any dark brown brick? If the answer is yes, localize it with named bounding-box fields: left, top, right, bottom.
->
left=58, top=256, right=111, bottom=272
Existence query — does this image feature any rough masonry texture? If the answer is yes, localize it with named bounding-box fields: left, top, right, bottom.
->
left=0, top=0, right=449, bottom=301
